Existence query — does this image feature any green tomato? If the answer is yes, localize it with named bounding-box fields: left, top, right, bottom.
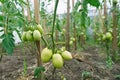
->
left=29, top=26, right=35, bottom=31
left=60, top=47, right=66, bottom=52
left=41, top=48, right=52, bottom=63
left=69, top=41, right=73, bottom=45
left=21, top=32, right=27, bottom=41
left=71, top=37, right=75, bottom=41
left=106, top=32, right=112, bottom=40
left=37, top=24, right=44, bottom=35
left=26, top=30, right=33, bottom=41
left=33, top=30, right=41, bottom=41
left=52, top=54, right=63, bottom=68
left=102, top=34, right=106, bottom=41
left=61, top=51, right=72, bottom=60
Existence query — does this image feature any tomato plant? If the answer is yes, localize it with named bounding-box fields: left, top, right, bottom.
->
left=1, top=0, right=120, bottom=80
left=0, top=0, right=26, bottom=55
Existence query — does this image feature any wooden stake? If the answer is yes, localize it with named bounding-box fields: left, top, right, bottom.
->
left=66, top=0, right=70, bottom=51
left=112, top=2, right=118, bottom=56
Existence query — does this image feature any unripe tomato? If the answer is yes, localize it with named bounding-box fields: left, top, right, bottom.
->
left=61, top=51, right=72, bottom=60
left=26, top=30, right=33, bottom=41
left=62, top=29, right=66, bottom=33
left=33, top=30, right=41, bottom=41
left=71, top=37, right=75, bottom=41
left=21, top=32, right=27, bottom=41
left=105, top=32, right=112, bottom=40
left=102, top=34, right=106, bottom=41
left=60, top=47, right=66, bottom=52
left=69, top=40, right=73, bottom=45
left=41, top=48, right=52, bottom=63
left=37, top=24, right=44, bottom=35
left=52, top=54, right=63, bottom=68
left=29, top=26, right=35, bottom=31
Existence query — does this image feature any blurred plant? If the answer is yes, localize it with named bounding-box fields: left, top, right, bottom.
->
left=82, top=71, right=92, bottom=80
left=114, top=74, right=120, bottom=79
left=34, top=66, right=45, bottom=78
left=106, top=56, right=114, bottom=70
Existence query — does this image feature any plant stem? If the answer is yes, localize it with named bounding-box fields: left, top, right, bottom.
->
left=52, top=67, right=56, bottom=80
left=41, top=36, right=49, bottom=47
left=51, top=0, right=59, bottom=54
left=20, top=42, right=27, bottom=76
left=106, top=40, right=109, bottom=58
left=51, top=0, right=59, bottom=80
left=0, top=54, right=3, bottom=62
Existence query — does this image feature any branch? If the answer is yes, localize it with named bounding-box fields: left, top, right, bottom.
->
left=51, top=0, right=59, bottom=54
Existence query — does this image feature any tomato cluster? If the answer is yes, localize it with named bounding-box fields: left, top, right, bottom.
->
left=21, top=24, right=43, bottom=41
left=41, top=48, right=72, bottom=68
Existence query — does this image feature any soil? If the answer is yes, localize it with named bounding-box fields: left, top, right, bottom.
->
left=0, top=44, right=120, bottom=80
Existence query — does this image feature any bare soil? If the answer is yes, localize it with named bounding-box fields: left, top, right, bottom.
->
left=0, top=44, right=120, bottom=80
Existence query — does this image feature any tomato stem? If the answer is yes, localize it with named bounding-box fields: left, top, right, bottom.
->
left=41, top=36, right=49, bottom=47
left=51, top=0, right=59, bottom=54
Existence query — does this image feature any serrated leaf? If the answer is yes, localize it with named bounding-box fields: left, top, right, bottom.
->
left=2, top=34, right=15, bottom=55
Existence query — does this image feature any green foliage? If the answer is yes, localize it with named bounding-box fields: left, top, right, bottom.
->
left=56, top=19, right=61, bottom=32
left=114, top=74, right=120, bottom=79
left=40, top=1, right=46, bottom=18
left=73, top=0, right=100, bottom=33
left=106, top=56, right=114, bottom=70
left=86, top=0, right=100, bottom=8
left=1, top=33, right=15, bottom=55
left=23, top=58, right=27, bottom=76
left=79, top=0, right=88, bottom=28
left=0, top=0, right=26, bottom=55
left=82, top=71, right=92, bottom=79
left=34, top=66, right=45, bottom=78
left=74, top=0, right=81, bottom=12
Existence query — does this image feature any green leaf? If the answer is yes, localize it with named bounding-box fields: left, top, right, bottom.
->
left=74, top=0, right=81, bottom=12
left=0, top=22, right=4, bottom=27
left=0, top=34, right=5, bottom=39
left=114, top=74, right=120, bottom=79
left=14, top=28, right=21, bottom=40
left=80, top=10, right=87, bottom=27
left=86, top=17, right=90, bottom=26
left=0, top=15, right=4, bottom=26
left=0, top=15, right=3, bottom=21
left=0, top=29, right=3, bottom=32
left=56, top=19, right=61, bottom=32
left=2, top=33, right=15, bottom=55
left=34, top=66, right=45, bottom=78
left=86, top=0, right=100, bottom=8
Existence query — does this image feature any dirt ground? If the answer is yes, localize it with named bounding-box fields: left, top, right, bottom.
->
left=0, top=44, right=120, bottom=80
